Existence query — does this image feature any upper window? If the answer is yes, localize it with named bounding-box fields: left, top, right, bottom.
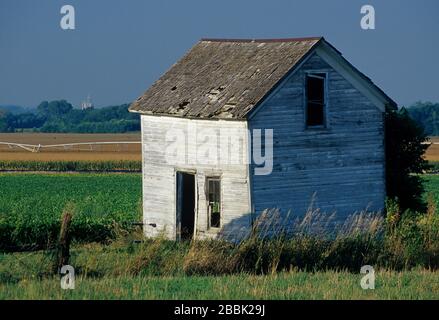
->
left=306, top=73, right=326, bottom=127
left=207, top=177, right=221, bottom=228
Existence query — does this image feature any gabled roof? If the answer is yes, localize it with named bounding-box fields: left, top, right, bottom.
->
left=129, top=37, right=396, bottom=119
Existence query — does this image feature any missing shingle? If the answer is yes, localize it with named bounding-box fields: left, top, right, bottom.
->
left=207, top=88, right=223, bottom=103
left=171, top=86, right=177, bottom=91
left=178, top=101, right=190, bottom=110
left=215, top=98, right=237, bottom=118
left=208, top=86, right=226, bottom=95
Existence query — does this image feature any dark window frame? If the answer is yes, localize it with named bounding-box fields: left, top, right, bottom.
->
left=305, top=72, right=328, bottom=128
left=206, top=177, right=221, bottom=229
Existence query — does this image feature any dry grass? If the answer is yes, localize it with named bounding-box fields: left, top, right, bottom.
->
left=425, top=137, right=439, bottom=161
left=0, top=153, right=141, bottom=161
left=0, top=133, right=141, bottom=161
left=1, top=133, right=437, bottom=162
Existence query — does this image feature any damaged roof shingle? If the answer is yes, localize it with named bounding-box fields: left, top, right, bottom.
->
left=129, top=37, right=322, bottom=119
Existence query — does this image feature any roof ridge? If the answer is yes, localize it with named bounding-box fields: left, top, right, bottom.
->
left=200, top=37, right=323, bottom=43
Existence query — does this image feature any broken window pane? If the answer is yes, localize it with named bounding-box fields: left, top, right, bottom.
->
left=306, top=73, right=326, bottom=127
left=207, top=178, right=221, bottom=228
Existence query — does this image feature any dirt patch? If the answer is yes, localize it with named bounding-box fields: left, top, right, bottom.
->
left=0, top=133, right=141, bottom=161
left=425, top=137, right=439, bottom=162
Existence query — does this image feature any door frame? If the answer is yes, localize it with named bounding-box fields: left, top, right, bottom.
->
left=175, top=169, right=197, bottom=241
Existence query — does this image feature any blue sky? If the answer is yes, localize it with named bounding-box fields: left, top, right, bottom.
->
left=1, top=0, right=438, bottom=108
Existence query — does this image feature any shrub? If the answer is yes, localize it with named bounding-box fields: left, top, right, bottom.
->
left=385, top=107, right=430, bottom=211
left=380, top=196, right=439, bottom=269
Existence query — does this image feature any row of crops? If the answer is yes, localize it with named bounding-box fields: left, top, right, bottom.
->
left=0, top=160, right=142, bottom=172
left=1, top=159, right=437, bottom=174
left=0, top=173, right=142, bottom=251
left=429, top=161, right=439, bottom=173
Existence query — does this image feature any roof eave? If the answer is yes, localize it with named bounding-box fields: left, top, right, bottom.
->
left=317, top=40, right=397, bottom=110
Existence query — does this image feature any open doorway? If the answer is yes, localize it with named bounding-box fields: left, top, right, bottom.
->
left=176, top=172, right=195, bottom=240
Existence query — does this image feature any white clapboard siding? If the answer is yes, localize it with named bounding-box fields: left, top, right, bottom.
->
left=248, top=52, right=386, bottom=223
left=141, top=115, right=251, bottom=240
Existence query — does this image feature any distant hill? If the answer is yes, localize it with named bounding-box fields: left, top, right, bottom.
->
left=0, top=100, right=140, bottom=133
left=0, top=105, right=33, bottom=115
left=407, top=102, right=439, bottom=136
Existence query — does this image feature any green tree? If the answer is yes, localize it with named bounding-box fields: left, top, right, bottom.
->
left=37, top=100, right=73, bottom=117
left=385, top=106, right=430, bottom=212
left=8, top=100, right=140, bottom=133
left=407, top=101, right=439, bottom=136
left=36, top=101, right=49, bottom=114
left=0, top=110, right=9, bottom=132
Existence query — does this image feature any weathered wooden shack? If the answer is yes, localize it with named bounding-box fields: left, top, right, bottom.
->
left=129, top=37, right=396, bottom=240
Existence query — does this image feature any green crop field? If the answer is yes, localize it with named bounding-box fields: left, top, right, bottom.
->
left=0, top=160, right=142, bottom=172
left=0, top=173, right=438, bottom=251
left=0, top=173, right=142, bottom=251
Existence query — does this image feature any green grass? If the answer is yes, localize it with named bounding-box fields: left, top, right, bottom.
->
left=1, top=238, right=438, bottom=299
left=0, top=270, right=437, bottom=300
left=422, top=174, right=439, bottom=205
left=0, top=173, right=142, bottom=251
left=427, top=161, right=439, bottom=174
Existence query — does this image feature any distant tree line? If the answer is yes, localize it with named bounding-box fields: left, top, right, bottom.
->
left=407, top=101, right=439, bottom=136
left=0, top=100, right=140, bottom=133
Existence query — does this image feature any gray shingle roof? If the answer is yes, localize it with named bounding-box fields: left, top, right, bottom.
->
left=129, top=37, right=322, bottom=119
